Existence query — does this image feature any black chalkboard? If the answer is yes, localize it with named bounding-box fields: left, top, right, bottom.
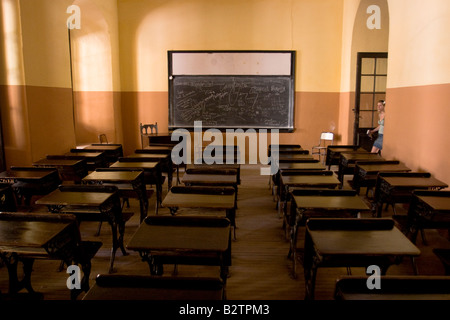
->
left=169, top=75, right=294, bottom=131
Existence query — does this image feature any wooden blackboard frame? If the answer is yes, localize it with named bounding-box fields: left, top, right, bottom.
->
left=168, top=50, right=296, bottom=132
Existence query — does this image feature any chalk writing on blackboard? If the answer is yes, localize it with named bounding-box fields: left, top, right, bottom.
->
left=169, top=75, right=294, bottom=130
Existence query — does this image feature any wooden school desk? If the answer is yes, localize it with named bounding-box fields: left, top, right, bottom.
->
left=373, top=172, right=448, bottom=217
left=162, top=186, right=237, bottom=239
left=287, top=189, right=370, bottom=277
left=81, top=144, right=124, bottom=164
left=278, top=170, right=341, bottom=216
left=123, top=153, right=174, bottom=189
left=127, top=216, right=232, bottom=285
left=32, top=157, right=88, bottom=183
left=35, top=186, right=124, bottom=273
left=352, top=161, right=411, bottom=194
left=0, top=212, right=100, bottom=300
left=82, top=169, right=149, bottom=223
left=405, top=190, right=450, bottom=244
left=303, top=218, right=421, bottom=300
left=110, top=160, right=163, bottom=214
left=337, top=152, right=384, bottom=186
left=325, top=145, right=365, bottom=170
left=0, top=167, right=61, bottom=206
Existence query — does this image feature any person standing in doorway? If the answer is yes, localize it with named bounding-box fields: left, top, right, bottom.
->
left=368, top=100, right=385, bottom=154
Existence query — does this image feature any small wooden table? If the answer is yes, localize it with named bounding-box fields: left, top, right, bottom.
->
left=83, top=275, right=224, bottom=300
left=82, top=169, right=149, bottom=222
left=288, top=190, right=370, bottom=277
left=352, top=161, right=411, bottom=194
left=162, top=186, right=237, bottom=239
left=373, top=173, right=448, bottom=217
left=278, top=153, right=316, bottom=162
left=0, top=167, right=61, bottom=205
left=32, top=158, right=88, bottom=183
left=304, top=218, right=421, bottom=300
left=35, top=186, right=124, bottom=273
left=0, top=212, right=95, bottom=300
left=338, top=152, right=384, bottom=185
left=127, top=216, right=231, bottom=284
left=110, top=161, right=163, bottom=214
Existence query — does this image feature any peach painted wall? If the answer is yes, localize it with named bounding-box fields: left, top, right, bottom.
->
left=117, top=0, right=345, bottom=156
left=384, top=0, right=450, bottom=187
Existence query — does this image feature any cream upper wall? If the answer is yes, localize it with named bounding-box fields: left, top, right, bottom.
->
left=19, top=0, right=73, bottom=88
left=118, top=0, right=344, bottom=93
left=387, top=0, right=450, bottom=88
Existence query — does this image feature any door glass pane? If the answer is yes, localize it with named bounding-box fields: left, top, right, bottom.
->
left=376, top=58, right=388, bottom=74
left=362, top=58, right=375, bottom=74
left=361, top=76, right=374, bottom=92
left=375, top=76, right=387, bottom=92
left=359, top=111, right=375, bottom=128
left=360, top=94, right=374, bottom=110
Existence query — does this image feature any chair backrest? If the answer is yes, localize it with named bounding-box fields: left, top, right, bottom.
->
left=320, top=132, right=334, bottom=143
left=98, top=134, right=108, bottom=144
left=140, top=123, right=158, bottom=135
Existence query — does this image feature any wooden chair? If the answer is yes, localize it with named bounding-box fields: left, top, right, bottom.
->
left=140, top=122, right=158, bottom=148
left=98, top=134, right=108, bottom=144
left=312, top=132, right=334, bottom=163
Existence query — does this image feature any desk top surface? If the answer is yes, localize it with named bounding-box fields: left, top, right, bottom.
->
left=292, top=195, right=370, bottom=211
left=36, top=189, right=114, bottom=207
left=65, top=152, right=104, bottom=158
left=33, top=158, right=83, bottom=166
left=309, top=227, right=420, bottom=256
left=182, top=173, right=237, bottom=184
left=383, top=176, right=448, bottom=188
left=0, top=169, right=56, bottom=180
left=126, top=153, right=169, bottom=159
left=127, top=223, right=230, bottom=252
left=162, top=191, right=235, bottom=208
left=110, top=161, right=158, bottom=169
left=277, top=162, right=326, bottom=171
left=357, top=163, right=411, bottom=173
left=0, top=219, right=71, bottom=248
left=281, top=174, right=340, bottom=186
left=83, top=170, right=142, bottom=182
left=417, top=195, right=450, bottom=211
left=328, top=147, right=366, bottom=153
left=278, top=154, right=315, bottom=160
left=341, top=153, right=384, bottom=161
left=83, top=145, right=122, bottom=151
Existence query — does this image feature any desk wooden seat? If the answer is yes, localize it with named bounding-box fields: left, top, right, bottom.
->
left=83, top=274, right=224, bottom=300
left=334, top=275, right=450, bottom=300
left=0, top=212, right=102, bottom=300
left=304, top=218, right=421, bottom=300
left=127, top=216, right=231, bottom=284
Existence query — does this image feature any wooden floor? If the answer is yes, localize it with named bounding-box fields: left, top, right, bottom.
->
left=1, top=164, right=450, bottom=302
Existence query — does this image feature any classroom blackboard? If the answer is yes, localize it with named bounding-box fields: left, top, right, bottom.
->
left=168, top=51, right=295, bottom=132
